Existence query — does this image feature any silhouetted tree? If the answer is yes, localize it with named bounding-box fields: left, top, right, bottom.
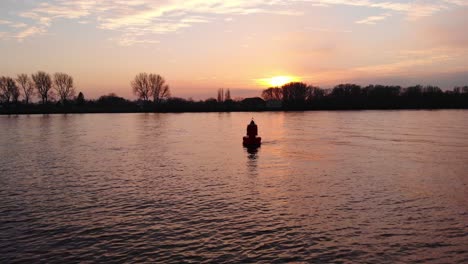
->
left=310, top=86, right=326, bottom=99
left=16, top=74, right=35, bottom=104
left=76, top=92, right=85, bottom=106
left=463, top=86, right=468, bottom=94
left=149, top=74, right=170, bottom=104
left=362, top=85, right=401, bottom=98
left=97, top=93, right=134, bottom=108
left=217, top=88, right=224, bottom=102
left=0, top=77, right=20, bottom=104
left=282, top=82, right=310, bottom=105
left=261, top=87, right=282, bottom=101
left=131, top=73, right=151, bottom=102
left=8, top=78, right=20, bottom=103
left=225, top=89, right=231, bottom=101
left=403, top=85, right=423, bottom=97
left=131, top=73, right=170, bottom=104
left=0, top=77, right=10, bottom=103
left=332, top=84, right=362, bottom=97
left=204, top=97, right=218, bottom=110
left=453, top=87, right=462, bottom=94
left=422, top=85, right=442, bottom=95
left=54, top=72, right=75, bottom=103
left=32, top=71, right=52, bottom=104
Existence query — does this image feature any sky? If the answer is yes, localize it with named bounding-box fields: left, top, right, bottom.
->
left=1, top=0, right=468, bottom=99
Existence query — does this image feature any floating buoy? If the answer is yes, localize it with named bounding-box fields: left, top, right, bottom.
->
left=243, top=119, right=261, bottom=147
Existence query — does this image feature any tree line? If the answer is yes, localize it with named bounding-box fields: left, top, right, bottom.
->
left=1, top=71, right=467, bottom=114
left=153, top=82, right=468, bottom=112
left=260, top=82, right=468, bottom=110
left=0, top=72, right=75, bottom=105
left=0, top=72, right=173, bottom=113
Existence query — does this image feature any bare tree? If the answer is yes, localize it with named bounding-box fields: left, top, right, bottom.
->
left=7, top=78, right=20, bottom=103
left=310, top=86, right=325, bottom=99
left=261, top=87, right=283, bottom=101
left=32, top=71, right=52, bottom=104
left=0, top=77, right=9, bottom=103
left=0, top=77, right=20, bottom=104
left=282, top=82, right=310, bottom=104
left=225, top=89, right=231, bottom=101
left=149, top=74, right=170, bottom=104
left=17, top=74, right=35, bottom=104
left=217, top=88, right=224, bottom=102
left=131, top=73, right=151, bottom=101
left=54, top=72, right=75, bottom=103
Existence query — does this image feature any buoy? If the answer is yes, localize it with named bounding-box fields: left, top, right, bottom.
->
left=243, top=119, right=261, bottom=147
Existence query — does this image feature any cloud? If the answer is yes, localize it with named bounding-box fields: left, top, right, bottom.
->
left=303, top=0, right=454, bottom=19
left=418, top=7, right=468, bottom=48
left=363, top=46, right=468, bottom=74
left=307, top=27, right=352, bottom=33
left=356, top=13, right=391, bottom=25
left=11, top=23, right=28, bottom=28
left=1, top=0, right=467, bottom=44
left=353, top=55, right=451, bottom=75
left=313, top=46, right=468, bottom=85
left=15, top=26, right=47, bottom=41
left=441, top=0, right=468, bottom=6
left=8, top=0, right=290, bottom=42
left=116, top=36, right=160, bottom=46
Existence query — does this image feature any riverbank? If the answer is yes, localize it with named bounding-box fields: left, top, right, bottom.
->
left=2, top=105, right=468, bottom=115
left=1, top=92, right=467, bottom=114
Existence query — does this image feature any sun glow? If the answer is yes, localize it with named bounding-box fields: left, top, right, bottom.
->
left=259, top=75, right=300, bottom=87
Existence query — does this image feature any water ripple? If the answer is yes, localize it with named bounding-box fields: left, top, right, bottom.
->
left=1, top=111, right=467, bottom=263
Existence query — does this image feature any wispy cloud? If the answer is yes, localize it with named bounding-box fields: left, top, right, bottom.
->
left=306, top=27, right=352, bottom=33
left=304, top=0, right=446, bottom=18
left=312, top=46, right=468, bottom=84
left=441, top=0, right=468, bottom=6
left=15, top=26, right=47, bottom=41
left=9, top=0, right=294, bottom=43
left=0, top=20, right=12, bottom=25
left=356, top=13, right=391, bottom=25
left=11, top=23, right=28, bottom=28
left=1, top=0, right=466, bottom=44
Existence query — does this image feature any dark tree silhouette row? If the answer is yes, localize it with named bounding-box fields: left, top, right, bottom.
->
left=0, top=72, right=75, bottom=105
left=1, top=72, right=467, bottom=114
left=0, top=72, right=171, bottom=114
left=260, top=82, right=468, bottom=110
left=156, top=82, right=468, bottom=112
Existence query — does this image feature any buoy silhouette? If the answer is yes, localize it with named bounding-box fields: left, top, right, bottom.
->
left=243, top=119, right=261, bottom=147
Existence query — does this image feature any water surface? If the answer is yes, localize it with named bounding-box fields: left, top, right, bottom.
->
left=1, top=111, right=467, bottom=263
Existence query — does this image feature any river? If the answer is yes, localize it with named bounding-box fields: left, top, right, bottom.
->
left=1, top=111, right=467, bottom=263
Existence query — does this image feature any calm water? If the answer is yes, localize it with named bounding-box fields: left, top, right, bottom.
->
left=1, top=111, right=467, bottom=263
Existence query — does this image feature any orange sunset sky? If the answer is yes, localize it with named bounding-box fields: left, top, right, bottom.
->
left=1, top=0, right=468, bottom=99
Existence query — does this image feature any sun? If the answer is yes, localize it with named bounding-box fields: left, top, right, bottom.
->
left=259, top=75, right=300, bottom=87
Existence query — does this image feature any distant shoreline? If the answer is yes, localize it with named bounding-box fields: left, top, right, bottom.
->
left=2, top=80, right=467, bottom=115
left=2, top=106, right=467, bottom=115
